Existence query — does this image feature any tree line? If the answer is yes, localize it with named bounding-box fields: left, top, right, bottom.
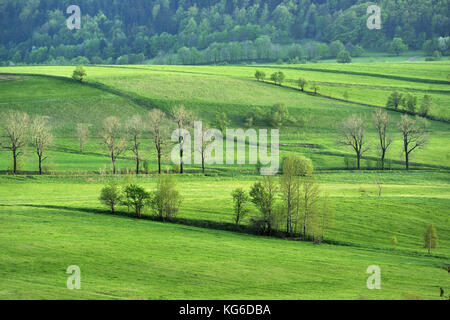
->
left=97, top=154, right=440, bottom=255
left=339, top=109, right=428, bottom=170
left=1, top=0, right=449, bottom=66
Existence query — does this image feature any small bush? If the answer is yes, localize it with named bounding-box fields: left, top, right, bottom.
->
left=99, top=181, right=122, bottom=214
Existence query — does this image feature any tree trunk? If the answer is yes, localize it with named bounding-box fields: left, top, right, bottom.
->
left=112, top=157, right=116, bottom=174
left=405, top=152, right=409, bottom=170
left=136, top=157, right=139, bottom=175
left=12, top=150, right=17, bottom=175
left=179, top=146, right=184, bottom=174
left=202, top=154, right=205, bottom=174
left=357, top=154, right=361, bottom=170
left=111, top=203, right=115, bottom=214
left=381, top=150, right=386, bottom=170
left=38, top=155, right=42, bottom=175
left=157, top=151, right=161, bottom=174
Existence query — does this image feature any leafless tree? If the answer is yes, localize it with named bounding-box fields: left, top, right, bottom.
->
left=1, top=110, right=29, bottom=174
left=171, top=105, right=193, bottom=174
left=101, top=116, right=126, bottom=174
left=372, top=109, right=392, bottom=170
left=194, top=122, right=210, bottom=174
left=76, top=123, right=89, bottom=153
left=148, top=109, right=167, bottom=174
left=398, top=115, right=428, bottom=170
left=338, top=114, right=368, bottom=170
left=31, top=115, right=54, bottom=175
left=126, top=115, right=144, bottom=174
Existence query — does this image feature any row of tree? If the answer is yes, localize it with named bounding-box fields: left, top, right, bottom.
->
left=99, top=175, right=181, bottom=220
left=0, top=111, right=53, bottom=174
left=0, top=104, right=217, bottom=175
left=386, top=92, right=434, bottom=117
left=340, top=109, right=428, bottom=170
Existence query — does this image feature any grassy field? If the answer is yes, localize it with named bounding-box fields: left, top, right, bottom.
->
left=0, top=61, right=449, bottom=300
left=0, top=174, right=448, bottom=300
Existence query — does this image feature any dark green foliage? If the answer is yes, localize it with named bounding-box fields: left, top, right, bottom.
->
left=337, top=50, right=352, bottom=63
left=1, top=1, right=447, bottom=65
left=123, top=184, right=151, bottom=217
left=386, top=91, right=403, bottom=110
left=401, top=93, right=418, bottom=113
left=390, top=38, right=408, bottom=56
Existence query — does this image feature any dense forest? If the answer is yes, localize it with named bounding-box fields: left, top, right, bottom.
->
left=0, top=0, right=449, bottom=65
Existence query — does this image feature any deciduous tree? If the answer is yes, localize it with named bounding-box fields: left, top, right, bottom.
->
left=76, top=123, right=89, bottom=153
left=30, top=115, right=54, bottom=175
left=171, top=105, right=193, bottom=174
left=424, top=224, right=438, bottom=255
left=372, top=108, right=392, bottom=170
left=398, top=115, right=428, bottom=170
left=101, top=116, right=126, bottom=174
left=232, top=188, right=250, bottom=226
left=338, top=114, right=368, bottom=170
left=148, top=109, right=167, bottom=174
left=126, top=115, right=144, bottom=174
left=1, top=110, right=29, bottom=174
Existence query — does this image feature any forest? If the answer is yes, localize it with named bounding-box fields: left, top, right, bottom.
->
left=0, top=0, right=449, bottom=65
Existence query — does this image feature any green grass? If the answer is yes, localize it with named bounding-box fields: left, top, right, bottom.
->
left=0, top=65, right=449, bottom=172
left=0, top=62, right=449, bottom=300
left=0, top=173, right=448, bottom=300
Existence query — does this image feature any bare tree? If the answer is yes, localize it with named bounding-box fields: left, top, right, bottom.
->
left=194, top=122, right=210, bottom=174
left=126, top=115, right=144, bottom=174
left=171, top=105, right=193, bottom=174
left=148, top=109, right=167, bottom=174
left=1, top=110, right=29, bottom=174
left=101, top=116, right=126, bottom=174
left=398, top=115, right=428, bottom=170
left=339, top=114, right=368, bottom=170
left=31, top=116, right=54, bottom=175
left=372, top=108, right=392, bottom=170
left=76, top=123, right=89, bottom=153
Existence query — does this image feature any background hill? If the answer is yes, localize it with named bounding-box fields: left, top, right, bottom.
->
left=1, top=0, right=449, bottom=65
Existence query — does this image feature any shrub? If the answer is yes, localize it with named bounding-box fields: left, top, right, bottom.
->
left=150, top=175, right=182, bottom=221
left=72, top=65, right=87, bottom=82
left=254, top=70, right=266, bottom=81
left=337, top=50, right=352, bottom=63
left=99, top=181, right=122, bottom=214
left=123, top=184, right=151, bottom=217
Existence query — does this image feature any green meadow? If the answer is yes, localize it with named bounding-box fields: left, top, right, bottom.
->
left=0, top=60, right=449, bottom=300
